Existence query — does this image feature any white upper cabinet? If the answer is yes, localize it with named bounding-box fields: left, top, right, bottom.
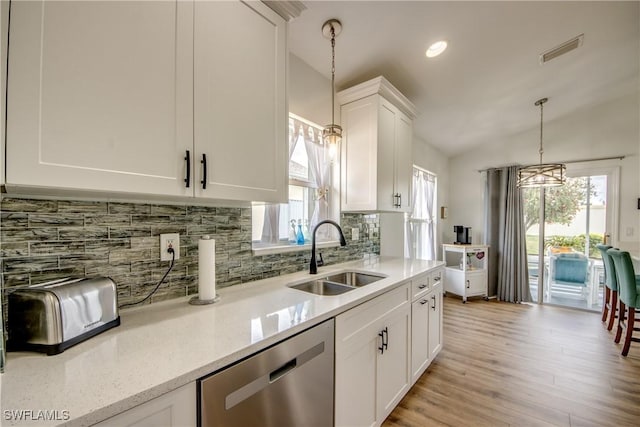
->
left=338, top=76, right=416, bottom=212
left=6, top=0, right=193, bottom=197
left=5, top=0, right=287, bottom=203
left=193, top=1, right=287, bottom=203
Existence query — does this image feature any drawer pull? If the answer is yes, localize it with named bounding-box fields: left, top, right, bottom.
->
left=418, top=284, right=427, bottom=290
left=466, top=280, right=470, bottom=289
left=431, top=295, right=436, bottom=310
left=420, top=299, right=428, bottom=305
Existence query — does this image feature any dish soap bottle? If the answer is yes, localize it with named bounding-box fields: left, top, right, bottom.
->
left=296, top=219, right=305, bottom=245
left=289, top=220, right=297, bottom=243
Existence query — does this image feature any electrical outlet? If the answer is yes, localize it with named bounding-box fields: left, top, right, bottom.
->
left=160, top=233, right=180, bottom=261
left=352, top=227, right=359, bottom=241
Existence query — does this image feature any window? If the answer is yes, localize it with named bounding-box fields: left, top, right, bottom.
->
left=252, top=114, right=337, bottom=252
left=406, top=167, right=437, bottom=260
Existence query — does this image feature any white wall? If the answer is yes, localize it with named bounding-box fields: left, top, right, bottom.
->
left=289, top=53, right=331, bottom=126
left=449, top=93, right=640, bottom=252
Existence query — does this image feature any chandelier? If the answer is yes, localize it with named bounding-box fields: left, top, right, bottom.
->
left=517, top=97, right=566, bottom=188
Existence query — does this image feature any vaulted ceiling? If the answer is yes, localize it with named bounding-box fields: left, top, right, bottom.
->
left=288, top=1, right=640, bottom=157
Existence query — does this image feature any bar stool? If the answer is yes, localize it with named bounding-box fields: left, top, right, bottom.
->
left=596, top=244, right=617, bottom=330
left=607, top=249, right=640, bottom=356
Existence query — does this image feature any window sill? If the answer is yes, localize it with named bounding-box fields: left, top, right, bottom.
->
left=252, top=240, right=341, bottom=256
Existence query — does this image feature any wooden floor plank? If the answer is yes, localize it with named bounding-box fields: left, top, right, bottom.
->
left=383, top=296, right=640, bottom=427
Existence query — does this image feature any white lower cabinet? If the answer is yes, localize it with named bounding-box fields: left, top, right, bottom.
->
left=335, top=283, right=411, bottom=427
left=428, top=281, right=444, bottom=361
left=95, top=382, right=196, bottom=427
left=410, top=269, right=444, bottom=383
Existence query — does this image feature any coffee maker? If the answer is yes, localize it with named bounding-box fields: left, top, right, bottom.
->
left=453, top=225, right=472, bottom=244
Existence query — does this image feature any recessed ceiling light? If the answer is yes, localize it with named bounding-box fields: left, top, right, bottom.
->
left=426, top=40, right=447, bottom=58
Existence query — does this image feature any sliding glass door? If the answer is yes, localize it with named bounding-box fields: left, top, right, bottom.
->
left=524, top=167, right=618, bottom=311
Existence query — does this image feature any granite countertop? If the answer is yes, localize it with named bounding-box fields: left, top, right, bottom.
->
left=1, top=256, right=444, bottom=426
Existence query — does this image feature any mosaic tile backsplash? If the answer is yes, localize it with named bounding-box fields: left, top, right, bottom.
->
left=0, top=197, right=380, bottom=310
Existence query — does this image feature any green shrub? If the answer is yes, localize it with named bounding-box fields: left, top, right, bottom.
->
left=544, top=234, right=604, bottom=258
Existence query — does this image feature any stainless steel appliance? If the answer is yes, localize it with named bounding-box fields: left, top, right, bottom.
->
left=7, top=277, right=120, bottom=355
left=198, top=319, right=334, bottom=427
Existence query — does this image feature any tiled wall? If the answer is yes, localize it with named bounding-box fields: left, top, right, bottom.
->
left=0, top=197, right=380, bottom=308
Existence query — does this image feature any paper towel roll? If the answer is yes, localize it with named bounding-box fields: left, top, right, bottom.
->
left=198, top=236, right=216, bottom=301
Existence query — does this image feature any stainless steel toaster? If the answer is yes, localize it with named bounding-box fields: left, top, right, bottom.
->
left=7, top=277, right=120, bottom=355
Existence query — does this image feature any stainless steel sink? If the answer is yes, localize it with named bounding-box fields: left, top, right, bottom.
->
left=323, top=271, right=385, bottom=287
left=288, top=271, right=386, bottom=296
left=288, top=280, right=354, bottom=296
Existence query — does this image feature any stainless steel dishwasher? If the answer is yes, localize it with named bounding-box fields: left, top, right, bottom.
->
left=198, top=319, right=334, bottom=427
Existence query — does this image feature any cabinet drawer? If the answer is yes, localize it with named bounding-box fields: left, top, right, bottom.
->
left=336, top=283, right=410, bottom=344
left=431, top=269, right=443, bottom=287
left=411, top=274, right=430, bottom=299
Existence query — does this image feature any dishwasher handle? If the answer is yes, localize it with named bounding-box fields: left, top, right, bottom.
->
left=269, top=358, right=297, bottom=383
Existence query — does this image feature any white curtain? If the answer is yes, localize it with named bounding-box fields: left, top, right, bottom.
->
left=261, top=117, right=329, bottom=243
left=304, top=126, right=331, bottom=239
left=260, top=119, right=299, bottom=243
left=406, top=169, right=436, bottom=260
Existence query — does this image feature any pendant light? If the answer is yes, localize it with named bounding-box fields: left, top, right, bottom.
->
left=517, top=97, right=566, bottom=188
left=322, top=19, right=342, bottom=146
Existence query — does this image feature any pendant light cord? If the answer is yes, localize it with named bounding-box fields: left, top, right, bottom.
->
left=330, top=25, right=336, bottom=126
left=538, top=100, right=544, bottom=164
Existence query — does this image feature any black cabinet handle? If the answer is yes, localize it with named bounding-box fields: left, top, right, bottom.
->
left=431, top=295, right=437, bottom=310
left=418, top=284, right=427, bottom=290
left=398, top=193, right=402, bottom=208
left=378, top=327, right=389, bottom=354
left=184, top=150, right=191, bottom=188
left=420, top=299, right=428, bottom=305
left=201, top=153, right=207, bottom=189
left=466, top=280, right=470, bottom=289
left=383, top=327, right=388, bottom=350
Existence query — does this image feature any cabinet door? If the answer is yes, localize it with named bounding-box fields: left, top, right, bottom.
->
left=340, top=95, right=379, bottom=212
left=335, top=329, right=378, bottom=427
left=411, top=296, right=430, bottom=383
left=335, top=284, right=410, bottom=427
left=466, top=272, right=487, bottom=296
left=377, top=97, right=397, bottom=211
left=376, top=304, right=411, bottom=423
left=193, top=0, right=286, bottom=203
left=95, top=383, right=196, bottom=427
left=394, top=110, right=413, bottom=212
left=6, top=0, right=193, bottom=196
left=428, top=285, right=443, bottom=360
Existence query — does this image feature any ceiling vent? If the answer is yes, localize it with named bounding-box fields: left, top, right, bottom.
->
left=539, top=34, right=584, bottom=64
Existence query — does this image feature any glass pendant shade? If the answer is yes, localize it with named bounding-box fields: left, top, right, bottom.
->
left=323, top=124, right=342, bottom=146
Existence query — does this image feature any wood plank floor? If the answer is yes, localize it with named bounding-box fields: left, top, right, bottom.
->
left=383, top=295, right=640, bottom=427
